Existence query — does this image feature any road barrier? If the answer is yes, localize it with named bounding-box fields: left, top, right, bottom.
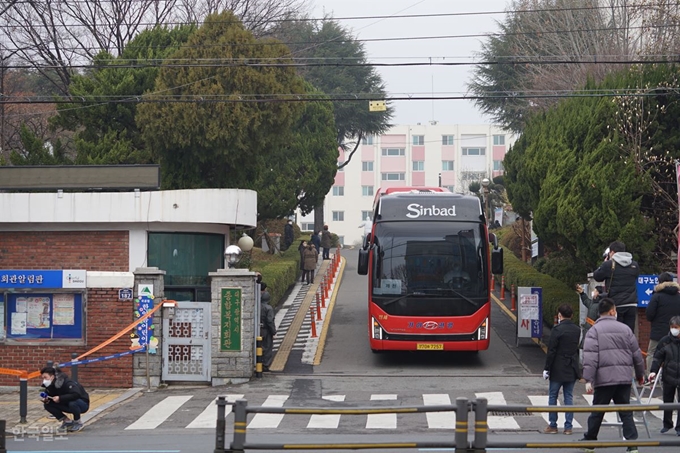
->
left=214, top=398, right=680, bottom=452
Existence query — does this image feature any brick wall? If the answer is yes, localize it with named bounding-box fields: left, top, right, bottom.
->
left=1, top=230, right=132, bottom=387
left=638, top=307, right=651, bottom=363
left=0, top=231, right=128, bottom=270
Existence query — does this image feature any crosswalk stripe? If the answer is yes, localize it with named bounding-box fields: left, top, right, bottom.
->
left=644, top=396, right=664, bottom=420
left=125, top=395, right=193, bottom=430
left=527, top=395, right=582, bottom=428
left=423, top=394, right=455, bottom=429
left=366, top=394, right=398, bottom=429
left=185, top=394, right=244, bottom=429
left=476, top=391, right=521, bottom=430
left=307, top=395, right=346, bottom=428
left=247, top=395, right=289, bottom=429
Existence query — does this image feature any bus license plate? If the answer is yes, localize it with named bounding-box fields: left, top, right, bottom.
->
left=417, top=343, right=444, bottom=350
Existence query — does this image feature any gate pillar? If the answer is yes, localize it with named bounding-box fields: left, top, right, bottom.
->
left=133, top=267, right=165, bottom=388
left=209, top=268, right=258, bottom=386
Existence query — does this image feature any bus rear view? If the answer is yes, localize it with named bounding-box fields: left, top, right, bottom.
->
left=357, top=189, right=503, bottom=352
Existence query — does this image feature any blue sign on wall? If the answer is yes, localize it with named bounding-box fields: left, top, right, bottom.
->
left=0, top=270, right=86, bottom=289
left=636, top=275, right=659, bottom=307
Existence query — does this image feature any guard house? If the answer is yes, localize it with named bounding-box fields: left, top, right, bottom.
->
left=0, top=166, right=257, bottom=388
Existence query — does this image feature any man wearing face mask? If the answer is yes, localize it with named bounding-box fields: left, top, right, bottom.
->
left=648, top=316, right=680, bottom=435
left=40, top=366, right=90, bottom=432
left=646, top=272, right=680, bottom=375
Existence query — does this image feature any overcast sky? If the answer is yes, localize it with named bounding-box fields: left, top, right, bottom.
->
left=310, top=0, right=511, bottom=126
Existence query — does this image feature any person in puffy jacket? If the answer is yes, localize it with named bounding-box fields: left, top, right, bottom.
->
left=648, top=316, right=680, bottom=435
left=260, top=290, right=276, bottom=371
left=303, top=243, right=318, bottom=284
left=581, top=298, right=645, bottom=450
left=592, top=241, right=640, bottom=332
left=41, top=366, right=89, bottom=432
left=646, top=272, right=680, bottom=373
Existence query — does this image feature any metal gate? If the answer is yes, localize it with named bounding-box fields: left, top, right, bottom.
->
left=162, top=301, right=211, bottom=382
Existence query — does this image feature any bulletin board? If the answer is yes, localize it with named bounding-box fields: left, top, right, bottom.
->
left=4, top=292, right=84, bottom=340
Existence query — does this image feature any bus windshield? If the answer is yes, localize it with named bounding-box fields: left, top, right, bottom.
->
left=371, top=221, right=488, bottom=317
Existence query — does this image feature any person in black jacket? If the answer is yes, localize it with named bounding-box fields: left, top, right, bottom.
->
left=645, top=272, right=680, bottom=373
left=648, top=316, right=680, bottom=435
left=40, top=366, right=90, bottom=432
left=283, top=220, right=294, bottom=251
left=592, top=241, right=640, bottom=332
left=543, top=304, right=581, bottom=435
left=260, top=291, right=277, bottom=371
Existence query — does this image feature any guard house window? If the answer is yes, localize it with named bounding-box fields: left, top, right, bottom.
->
left=493, top=160, right=504, bottom=171
left=412, top=161, right=424, bottom=171
left=442, top=135, right=454, bottom=145
left=302, top=222, right=315, bottom=231
left=381, top=148, right=405, bottom=156
left=362, top=185, right=374, bottom=196
left=493, top=135, right=505, bottom=145
left=362, top=135, right=374, bottom=145
left=332, top=186, right=344, bottom=196
left=382, top=173, right=405, bottom=181
left=362, top=161, right=374, bottom=171
left=332, top=211, right=345, bottom=221
left=462, top=147, right=485, bottom=156
left=361, top=211, right=373, bottom=221
left=148, top=232, right=224, bottom=302
left=412, top=135, right=424, bottom=146
left=442, top=161, right=454, bottom=171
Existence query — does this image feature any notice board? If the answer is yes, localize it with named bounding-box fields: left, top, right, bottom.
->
left=4, top=292, right=83, bottom=340
left=516, top=287, right=543, bottom=345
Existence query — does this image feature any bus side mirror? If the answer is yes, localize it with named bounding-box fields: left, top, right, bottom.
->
left=491, top=247, right=504, bottom=275
left=488, top=232, right=499, bottom=248
left=358, top=248, right=369, bottom=275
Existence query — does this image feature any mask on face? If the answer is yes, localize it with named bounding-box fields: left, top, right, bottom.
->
left=42, top=378, right=52, bottom=387
left=671, top=328, right=680, bottom=337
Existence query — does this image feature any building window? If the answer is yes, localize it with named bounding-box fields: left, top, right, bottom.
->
left=381, top=148, right=405, bottom=156
left=442, top=135, right=454, bottom=145
left=332, top=211, right=345, bottom=222
left=443, top=185, right=455, bottom=192
left=332, top=186, right=344, bottom=196
left=381, top=172, right=405, bottom=181
left=362, top=135, right=374, bottom=145
left=442, top=161, right=454, bottom=171
left=302, top=222, right=315, bottom=231
left=493, top=160, right=504, bottom=171
left=362, top=185, right=374, bottom=196
left=362, top=161, right=374, bottom=171
left=337, top=236, right=345, bottom=246
left=412, top=135, right=424, bottom=146
left=361, top=211, right=373, bottom=221
left=337, top=164, right=344, bottom=172
left=462, top=147, right=486, bottom=156
left=493, top=135, right=505, bottom=145
left=412, top=161, right=424, bottom=171
left=460, top=171, right=487, bottom=183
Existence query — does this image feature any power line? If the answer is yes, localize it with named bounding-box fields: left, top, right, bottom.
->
left=2, top=90, right=678, bottom=105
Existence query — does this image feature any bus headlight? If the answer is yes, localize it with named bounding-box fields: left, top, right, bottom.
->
left=477, top=318, right=488, bottom=340
left=372, top=317, right=384, bottom=340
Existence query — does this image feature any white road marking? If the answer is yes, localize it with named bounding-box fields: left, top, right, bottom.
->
left=366, top=394, right=398, bottom=429
left=125, top=395, right=193, bottom=430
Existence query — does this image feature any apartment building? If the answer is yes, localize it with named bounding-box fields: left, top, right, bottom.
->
left=298, top=124, right=515, bottom=246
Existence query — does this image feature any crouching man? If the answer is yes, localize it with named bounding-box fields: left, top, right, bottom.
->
left=41, top=366, right=90, bottom=432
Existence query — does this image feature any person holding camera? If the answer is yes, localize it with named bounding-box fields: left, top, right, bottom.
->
left=576, top=284, right=606, bottom=346
left=40, top=366, right=89, bottom=432
left=592, top=241, right=640, bottom=332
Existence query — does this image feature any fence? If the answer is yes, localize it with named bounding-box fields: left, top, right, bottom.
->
left=214, top=397, right=680, bottom=452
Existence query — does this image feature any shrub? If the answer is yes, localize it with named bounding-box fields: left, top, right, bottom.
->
left=501, top=247, right=578, bottom=327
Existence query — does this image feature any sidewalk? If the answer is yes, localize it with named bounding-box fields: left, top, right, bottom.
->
left=0, top=386, right=141, bottom=436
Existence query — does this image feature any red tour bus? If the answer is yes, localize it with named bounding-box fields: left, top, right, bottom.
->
left=357, top=187, right=503, bottom=352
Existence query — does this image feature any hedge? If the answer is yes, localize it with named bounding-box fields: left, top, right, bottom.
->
left=250, top=235, right=310, bottom=307
left=499, top=247, right=578, bottom=327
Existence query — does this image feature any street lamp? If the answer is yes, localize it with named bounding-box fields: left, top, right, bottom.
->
left=224, top=245, right=242, bottom=268
left=481, top=178, right=491, bottom=224
left=237, top=233, right=254, bottom=252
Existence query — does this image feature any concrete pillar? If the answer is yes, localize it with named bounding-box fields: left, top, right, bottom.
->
left=133, top=267, right=165, bottom=388
left=209, top=268, right=257, bottom=386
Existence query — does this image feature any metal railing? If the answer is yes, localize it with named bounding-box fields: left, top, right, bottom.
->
left=214, top=397, right=680, bottom=452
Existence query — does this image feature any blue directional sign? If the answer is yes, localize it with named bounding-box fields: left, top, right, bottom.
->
left=636, top=275, right=659, bottom=307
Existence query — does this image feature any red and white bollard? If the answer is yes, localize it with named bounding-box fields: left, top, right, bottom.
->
left=511, top=284, right=516, bottom=311
left=500, top=276, right=506, bottom=300
left=310, top=305, right=317, bottom=338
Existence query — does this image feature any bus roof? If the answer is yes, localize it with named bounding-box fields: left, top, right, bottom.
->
left=372, top=186, right=449, bottom=211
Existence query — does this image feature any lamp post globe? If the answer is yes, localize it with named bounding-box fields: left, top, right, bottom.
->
left=237, top=233, right=254, bottom=252
left=224, top=245, right=242, bottom=268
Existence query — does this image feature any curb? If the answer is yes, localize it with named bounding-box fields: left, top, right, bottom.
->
left=313, top=257, right=346, bottom=365
left=81, top=387, right=143, bottom=424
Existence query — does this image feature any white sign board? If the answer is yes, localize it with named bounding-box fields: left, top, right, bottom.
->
left=138, top=283, right=154, bottom=297
left=516, top=287, right=543, bottom=342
